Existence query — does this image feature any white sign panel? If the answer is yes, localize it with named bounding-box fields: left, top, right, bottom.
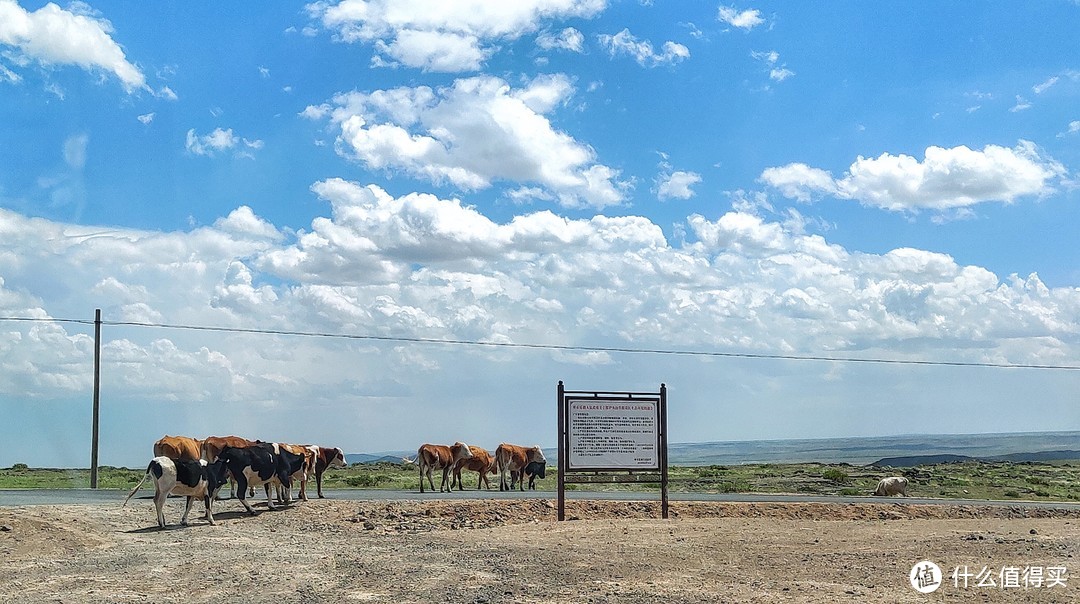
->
left=567, top=399, right=659, bottom=470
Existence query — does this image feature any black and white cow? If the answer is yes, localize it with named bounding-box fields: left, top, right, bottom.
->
left=216, top=443, right=304, bottom=515
left=511, top=460, right=546, bottom=490
left=122, top=456, right=230, bottom=528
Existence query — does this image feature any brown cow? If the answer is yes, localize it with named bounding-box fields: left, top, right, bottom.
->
left=450, top=445, right=495, bottom=490
left=416, top=442, right=474, bottom=493
left=308, top=445, right=347, bottom=498
left=152, top=435, right=202, bottom=462
left=201, top=435, right=258, bottom=499
left=495, top=443, right=546, bottom=491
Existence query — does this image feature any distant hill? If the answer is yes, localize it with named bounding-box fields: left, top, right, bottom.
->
left=871, top=450, right=1080, bottom=467
left=346, top=452, right=411, bottom=465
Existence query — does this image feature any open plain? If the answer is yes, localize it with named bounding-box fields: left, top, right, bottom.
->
left=2, top=497, right=1079, bottom=603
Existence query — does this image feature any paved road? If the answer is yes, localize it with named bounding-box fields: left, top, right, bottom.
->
left=4, top=488, right=1080, bottom=510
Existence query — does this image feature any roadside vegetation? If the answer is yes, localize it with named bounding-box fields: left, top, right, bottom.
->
left=3, top=460, right=1080, bottom=502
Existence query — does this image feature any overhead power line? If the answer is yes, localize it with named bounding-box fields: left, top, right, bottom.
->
left=2, top=315, right=1079, bottom=371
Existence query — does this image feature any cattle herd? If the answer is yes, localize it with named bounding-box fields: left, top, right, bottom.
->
left=125, top=435, right=906, bottom=530
left=123, top=435, right=347, bottom=529
left=410, top=442, right=547, bottom=494
left=124, top=435, right=548, bottom=529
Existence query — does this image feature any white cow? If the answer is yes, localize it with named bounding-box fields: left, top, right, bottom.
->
left=873, top=476, right=909, bottom=497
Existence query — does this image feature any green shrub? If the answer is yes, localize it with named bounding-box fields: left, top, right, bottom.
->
left=822, top=468, right=849, bottom=483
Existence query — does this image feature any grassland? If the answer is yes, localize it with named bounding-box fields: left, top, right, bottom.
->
left=3, top=459, right=1080, bottom=502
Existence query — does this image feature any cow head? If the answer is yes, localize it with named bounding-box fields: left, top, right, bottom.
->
left=528, top=461, right=546, bottom=480
left=451, top=442, right=474, bottom=461
left=327, top=447, right=346, bottom=469
left=526, top=446, right=547, bottom=464
left=204, top=459, right=231, bottom=498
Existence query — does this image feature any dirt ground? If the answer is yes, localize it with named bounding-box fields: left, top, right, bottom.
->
left=1, top=495, right=1079, bottom=603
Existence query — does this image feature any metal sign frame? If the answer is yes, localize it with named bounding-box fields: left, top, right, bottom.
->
left=557, top=381, right=668, bottom=520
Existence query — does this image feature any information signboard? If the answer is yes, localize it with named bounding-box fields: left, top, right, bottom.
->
left=557, top=382, right=669, bottom=520
left=567, top=399, right=659, bottom=470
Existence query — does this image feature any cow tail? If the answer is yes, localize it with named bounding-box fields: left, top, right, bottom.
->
left=122, top=461, right=155, bottom=508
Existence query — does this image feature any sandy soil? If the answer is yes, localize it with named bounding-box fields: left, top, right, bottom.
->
left=1, top=496, right=1079, bottom=603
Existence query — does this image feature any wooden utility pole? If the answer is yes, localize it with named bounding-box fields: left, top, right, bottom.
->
left=90, top=308, right=101, bottom=489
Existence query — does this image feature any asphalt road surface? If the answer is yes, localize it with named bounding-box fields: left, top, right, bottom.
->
left=4, top=488, right=1080, bottom=510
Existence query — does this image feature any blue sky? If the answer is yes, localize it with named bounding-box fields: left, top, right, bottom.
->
left=1, top=1, right=1079, bottom=467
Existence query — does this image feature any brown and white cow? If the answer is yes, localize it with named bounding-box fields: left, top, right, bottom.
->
left=201, top=435, right=258, bottom=499
left=415, top=442, right=474, bottom=493
left=308, top=445, right=347, bottom=498
left=122, top=456, right=230, bottom=528
left=450, top=445, right=495, bottom=491
left=153, top=435, right=203, bottom=462
left=495, top=443, right=546, bottom=491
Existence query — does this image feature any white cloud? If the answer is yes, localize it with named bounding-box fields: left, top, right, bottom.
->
left=304, top=75, right=629, bottom=209
left=761, top=141, right=1067, bottom=212
left=718, top=5, right=764, bottom=30
left=656, top=170, right=701, bottom=200
left=308, top=0, right=606, bottom=72
left=1033, top=76, right=1058, bottom=94
left=0, top=0, right=147, bottom=93
left=752, top=49, right=793, bottom=82
left=535, top=27, right=584, bottom=52
left=2, top=184, right=1080, bottom=465
left=1010, top=95, right=1032, bottom=112
left=63, top=133, right=88, bottom=169
left=185, top=128, right=264, bottom=158
left=598, top=29, right=689, bottom=67
left=137, top=112, right=155, bottom=125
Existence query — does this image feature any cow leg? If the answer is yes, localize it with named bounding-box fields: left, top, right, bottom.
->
left=439, top=467, right=451, bottom=492
left=153, top=488, right=168, bottom=529
left=235, top=476, right=258, bottom=515
left=203, top=495, right=216, bottom=525
left=315, top=470, right=325, bottom=498
left=221, top=476, right=236, bottom=500
left=180, top=496, right=196, bottom=525
left=264, top=480, right=278, bottom=510
left=299, top=477, right=308, bottom=501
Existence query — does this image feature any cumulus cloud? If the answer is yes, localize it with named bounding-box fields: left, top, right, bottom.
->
left=761, top=141, right=1067, bottom=212
left=185, top=128, right=264, bottom=158
left=718, top=5, right=765, bottom=30
left=2, top=182, right=1080, bottom=464
left=536, top=27, right=585, bottom=52
left=597, top=29, right=689, bottom=67
left=0, top=0, right=147, bottom=93
left=307, top=0, right=606, bottom=72
left=656, top=170, right=701, bottom=201
left=303, top=75, right=628, bottom=209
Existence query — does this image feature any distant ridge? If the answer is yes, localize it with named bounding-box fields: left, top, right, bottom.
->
left=871, top=450, right=1080, bottom=468
left=346, top=432, right=1080, bottom=467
